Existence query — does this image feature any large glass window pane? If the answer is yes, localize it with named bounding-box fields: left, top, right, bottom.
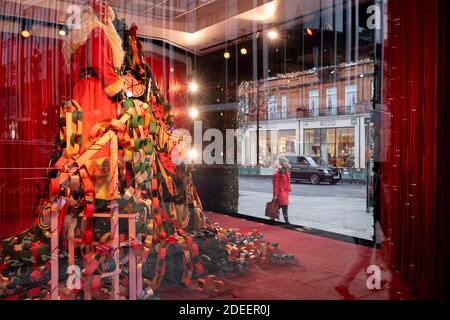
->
left=0, top=0, right=395, bottom=301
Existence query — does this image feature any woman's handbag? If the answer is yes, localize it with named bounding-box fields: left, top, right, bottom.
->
left=265, top=200, right=280, bottom=220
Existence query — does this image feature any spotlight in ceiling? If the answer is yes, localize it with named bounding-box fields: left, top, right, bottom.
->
left=189, top=107, right=199, bottom=119
left=188, top=149, right=198, bottom=160
left=306, top=28, right=314, bottom=36
left=268, top=30, right=278, bottom=40
left=224, top=51, right=231, bottom=59
left=240, top=48, right=248, bottom=55
left=188, top=82, right=199, bottom=93
left=21, top=30, right=31, bottom=38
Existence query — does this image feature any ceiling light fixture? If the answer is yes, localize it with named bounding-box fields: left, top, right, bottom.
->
left=268, top=30, right=278, bottom=40
left=188, top=149, right=198, bottom=160
left=188, top=82, right=199, bottom=93
left=21, top=30, right=31, bottom=38
left=189, top=107, right=199, bottom=119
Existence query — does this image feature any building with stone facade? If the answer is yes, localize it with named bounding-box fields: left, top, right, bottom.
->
left=237, top=59, right=374, bottom=171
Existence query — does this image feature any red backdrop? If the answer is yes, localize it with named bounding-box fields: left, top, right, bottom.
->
left=380, top=0, right=450, bottom=299
left=0, top=33, right=187, bottom=239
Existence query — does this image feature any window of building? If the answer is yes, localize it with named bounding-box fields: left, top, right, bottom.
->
left=371, top=80, right=375, bottom=100
left=345, top=84, right=358, bottom=114
left=309, top=89, right=320, bottom=117
left=326, top=87, right=337, bottom=116
left=281, top=94, right=288, bottom=119
left=268, top=95, right=278, bottom=120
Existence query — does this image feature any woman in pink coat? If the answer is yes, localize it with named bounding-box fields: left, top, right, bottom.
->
left=273, top=156, right=292, bottom=224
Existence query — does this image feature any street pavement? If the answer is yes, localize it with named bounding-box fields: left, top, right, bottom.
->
left=238, top=177, right=374, bottom=240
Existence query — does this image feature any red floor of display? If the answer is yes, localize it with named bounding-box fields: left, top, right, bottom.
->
left=159, top=212, right=415, bottom=300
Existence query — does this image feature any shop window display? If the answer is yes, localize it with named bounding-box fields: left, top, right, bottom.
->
left=304, top=129, right=321, bottom=158
left=320, top=128, right=337, bottom=166
left=250, top=130, right=277, bottom=167
left=304, top=128, right=355, bottom=168
left=336, top=128, right=356, bottom=168
left=0, top=0, right=297, bottom=301
left=278, top=130, right=296, bottom=155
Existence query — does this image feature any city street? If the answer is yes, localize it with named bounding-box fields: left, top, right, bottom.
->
left=238, top=177, right=374, bottom=240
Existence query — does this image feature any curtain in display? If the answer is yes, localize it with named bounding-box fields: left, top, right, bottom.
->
left=0, top=33, right=187, bottom=239
left=380, top=0, right=449, bottom=299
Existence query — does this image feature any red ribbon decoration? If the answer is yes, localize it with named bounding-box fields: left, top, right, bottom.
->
left=30, top=241, right=46, bottom=263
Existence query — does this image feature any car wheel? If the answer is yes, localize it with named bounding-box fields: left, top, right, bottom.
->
left=310, top=174, right=320, bottom=185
